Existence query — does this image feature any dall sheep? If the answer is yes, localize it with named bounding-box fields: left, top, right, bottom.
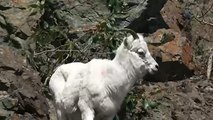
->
left=49, top=33, right=159, bottom=120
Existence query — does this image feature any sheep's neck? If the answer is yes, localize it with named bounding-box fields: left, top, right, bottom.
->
left=112, top=48, right=139, bottom=95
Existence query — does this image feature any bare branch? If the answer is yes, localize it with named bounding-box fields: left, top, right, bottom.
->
left=207, top=51, right=213, bottom=79
left=34, top=49, right=81, bottom=56
left=34, top=49, right=114, bottom=56
left=194, top=16, right=213, bottom=27
left=197, top=3, right=213, bottom=19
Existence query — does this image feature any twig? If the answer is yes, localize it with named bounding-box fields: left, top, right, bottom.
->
left=194, top=2, right=213, bottom=27
left=34, top=49, right=114, bottom=56
left=69, top=25, right=98, bottom=33
left=207, top=51, right=213, bottom=79
left=199, top=36, right=213, bottom=42
left=194, top=16, right=213, bottom=27
left=34, top=49, right=81, bottom=56
left=198, top=3, right=213, bottom=19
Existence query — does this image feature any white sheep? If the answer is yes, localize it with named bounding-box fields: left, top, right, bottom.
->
left=49, top=33, right=159, bottom=120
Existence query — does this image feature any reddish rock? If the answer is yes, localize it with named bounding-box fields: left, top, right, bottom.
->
left=11, top=114, right=21, bottom=120
left=148, top=29, right=194, bottom=69
left=160, top=0, right=184, bottom=32
left=146, top=29, right=194, bottom=81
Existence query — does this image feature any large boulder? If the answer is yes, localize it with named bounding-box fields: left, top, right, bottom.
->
left=141, top=0, right=195, bottom=81
left=160, top=0, right=184, bottom=33
left=145, top=29, right=194, bottom=81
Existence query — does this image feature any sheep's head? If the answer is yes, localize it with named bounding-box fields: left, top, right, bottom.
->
left=123, top=33, right=158, bottom=76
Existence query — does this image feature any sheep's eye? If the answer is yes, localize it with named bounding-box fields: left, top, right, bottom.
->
left=137, top=49, right=145, bottom=57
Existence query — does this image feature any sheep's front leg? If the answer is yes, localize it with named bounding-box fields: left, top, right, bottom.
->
left=55, top=101, right=67, bottom=120
left=78, top=100, right=94, bottom=120
left=56, top=108, right=67, bottom=120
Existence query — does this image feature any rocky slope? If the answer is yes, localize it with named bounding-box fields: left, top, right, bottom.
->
left=0, top=0, right=212, bottom=119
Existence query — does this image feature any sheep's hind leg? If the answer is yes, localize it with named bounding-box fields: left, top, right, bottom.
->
left=78, top=100, right=94, bottom=120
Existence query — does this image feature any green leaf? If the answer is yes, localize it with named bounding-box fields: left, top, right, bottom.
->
left=143, top=100, right=158, bottom=111
left=43, top=21, right=49, bottom=29
left=29, top=10, right=39, bottom=16
left=148, top=101, right=158, bottom=108
left=108, top=0, right=114, bottom=7
left=143, top=101, right=149, bottom=110
left=29, top=4, right=39, bottom=8
left=40, top=0, right=45, bottom=5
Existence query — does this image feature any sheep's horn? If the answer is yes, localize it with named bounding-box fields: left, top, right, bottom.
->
left=120, top=28, right=139, bottom=40
left=119, top=28, right=138, bottom=49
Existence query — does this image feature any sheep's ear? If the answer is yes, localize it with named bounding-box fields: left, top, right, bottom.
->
left=123, top=29, right=138, bottom=49
left=123, top=35, right=138, bottom=50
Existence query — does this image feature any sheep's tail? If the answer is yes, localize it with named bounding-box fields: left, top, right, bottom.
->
left=49, top=66, right=66, bottom=103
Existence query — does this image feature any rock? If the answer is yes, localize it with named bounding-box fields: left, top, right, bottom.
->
left=0, top=0, right=41, bottom=37
left=0, top=95, right=14, bottom=119
left=171, top=111, right=186, bottom=120
left=0, top=109, right=13, bottom=120
left=1, top=97, right=18, bottom=110
left=61, top=0, right=110, bottom=32
left=160, top=0, right=184, bottom=32
left=0, top=15, right=7, bottom=40
left=119, top=0, right=148, bottom=27
left=0, top=45, right=26, bottom=69
left=0, top=0, right=36, bottom=8
left=145, top=29, right=194, bottom=81
left=60, top=0, right=149, bottom=34
left=143, top=0, right=194, bottom=69
left=0, top=0, right=41, bottom=49
left=204, top=86, right=213, bottom=93
left=0, top=91, right=9, bottom=98
left=0, top=45, right=49, bottom=120
left=10, top=114, right=21, bottom=120
left=149, top=29, right=194, bottom=69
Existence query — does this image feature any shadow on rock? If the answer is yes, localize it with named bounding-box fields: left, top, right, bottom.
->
left=128, top=0, right=169, bottom=33
left=144, top=59, right=194, bottom=82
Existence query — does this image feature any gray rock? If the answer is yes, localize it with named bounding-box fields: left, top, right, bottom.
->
left=0, top=8, right=40, bottom=36
left=0, top=109, right=13, bottom=120
left=1, top=97, right=18, bottom=110
left=56, top=0, right=148, bottom=34
left=0, top=0, right=36, bottom=8
left=0, top=0, right=41, bottom=37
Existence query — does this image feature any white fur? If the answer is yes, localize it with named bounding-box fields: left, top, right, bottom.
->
left=49, top=33, right=158, bottom=120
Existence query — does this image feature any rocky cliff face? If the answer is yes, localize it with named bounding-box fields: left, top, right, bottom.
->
left=0, top=46, right=49, bottom=119
left=0, top=0, right=212, bottom=119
